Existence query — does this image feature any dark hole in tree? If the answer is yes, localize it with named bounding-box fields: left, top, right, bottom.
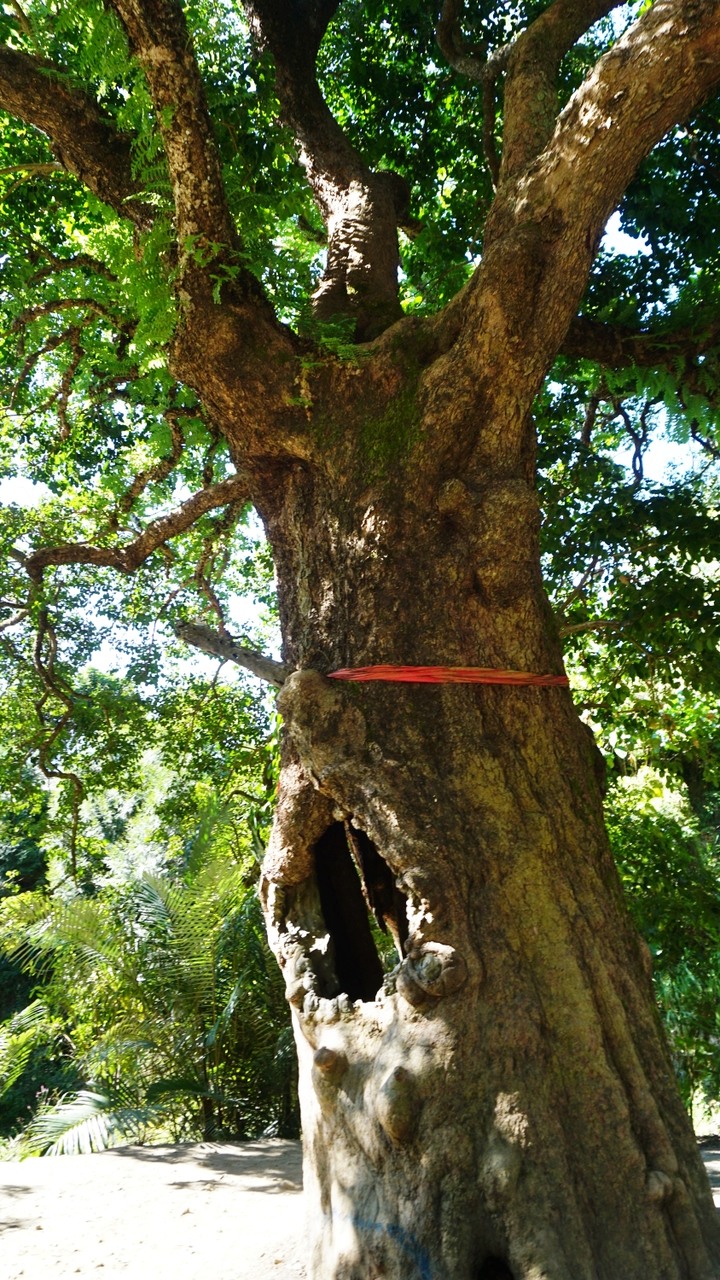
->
left=476, top=1259, right=515, bottom=1280
left=313, top=822, right=408, bottom=1003
left=346, top=822, right=409, bottom=960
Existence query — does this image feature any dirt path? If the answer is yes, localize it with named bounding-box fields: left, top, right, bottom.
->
left=1, top=1138, right=718, bottom=1278
left=700, top=1137, right=720, bottom=1209
left=0, top=1140, right=305, bottom=1280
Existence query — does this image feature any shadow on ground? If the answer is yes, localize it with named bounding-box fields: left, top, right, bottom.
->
left=107, top=1138, right=303, bottom=1188
left=699, top=1137, right=720, bottom=1207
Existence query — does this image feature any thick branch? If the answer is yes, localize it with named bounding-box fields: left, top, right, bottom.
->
left=108, top=0, right=237, bottom=253
left=477, top=0, right=720, bottom=398
left=501, top=0, right=620, bottom=180
left=436, top=0, right=490, bottom=82
left=0, top=45, right=152, bottom=227
left=305, top=0, right=341, bottom=42
left=424, top=0, right=720, bottom=479
left=540, top=0, right=720, bottom=239
left=437, top=0, right=619, bottom=184
left=562, top=315, right=720, bottom=369
left=174, top=620, right=289, bottom=686
left=16, top=474, right=249, bottom=579
left=245, top=0, right=404, bottom=339
left=106, top=0, right=304, bottom=451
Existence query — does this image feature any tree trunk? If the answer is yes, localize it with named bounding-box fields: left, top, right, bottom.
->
left=257, top=386, right=720, bottom=1280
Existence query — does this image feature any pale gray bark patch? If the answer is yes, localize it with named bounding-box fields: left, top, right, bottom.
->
left=174, top=620, right=289, bottom=686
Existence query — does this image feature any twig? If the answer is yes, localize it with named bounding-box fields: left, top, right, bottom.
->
left=0, top=161, right=64, bottom=178
left=17, top=473, right=250, bottom=579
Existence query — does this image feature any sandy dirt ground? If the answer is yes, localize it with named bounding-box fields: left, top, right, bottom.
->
left=700, top=1137, right=720, bottom=1207
left=1, top=1138, right=718, bottom=1279
left=0, top=1139, right=305, bottom=1280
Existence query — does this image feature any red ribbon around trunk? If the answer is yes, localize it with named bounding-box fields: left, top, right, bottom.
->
left=328, top=665, right=569, bottom=687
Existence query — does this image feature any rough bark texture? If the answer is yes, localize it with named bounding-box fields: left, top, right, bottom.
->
left=252, top=319, right=720, bottom=1280
left=245, top=0, right=406, bottom=338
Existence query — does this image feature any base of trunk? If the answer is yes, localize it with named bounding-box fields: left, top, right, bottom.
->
left=262, top=671, right=720, bottom=1280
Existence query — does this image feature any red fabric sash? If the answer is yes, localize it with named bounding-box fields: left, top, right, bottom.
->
left=328, top=665, right=569, bottom=686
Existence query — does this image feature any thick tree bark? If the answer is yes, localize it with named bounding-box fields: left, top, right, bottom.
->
left=257, top=373, right=720, bottom=1277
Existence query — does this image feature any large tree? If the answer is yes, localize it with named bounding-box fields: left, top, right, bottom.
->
left=1, top=0, right=720, bottom=1276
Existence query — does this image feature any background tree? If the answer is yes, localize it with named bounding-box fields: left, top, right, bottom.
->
left=1, top=1, right=720, bottom=1278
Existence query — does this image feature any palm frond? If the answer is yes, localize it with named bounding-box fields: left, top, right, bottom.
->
left=0, top=1001, right=55, bottom=1095
left=24, top=1090, right=160, bottom=1156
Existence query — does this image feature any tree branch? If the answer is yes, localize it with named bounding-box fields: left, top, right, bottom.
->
left=562, top=315, right=720, bottom=369
left=174, top=620, right=289, bottom=686
left=0, top=160, right=63, bottom=177
left=15, top=473, right=250, bottom=580
left=107, top=0, right=238, bottom=255
left=689, top=421, right=720, bottom=459
left=108, top=409, right=184, bottom=526
left=500, top=0, right=620, bottom=180
left=436, top=0, right=507, bottom=188
left=545, top=0, right=720, bottom=235
left=7, top=0, right=34, bottom=44
left=558, top=618, right=621, bottom=637
left=244, top=0, right=405, bottom=338
left=474, top=0, right=720, bottom=407
left=0, top=45, right=152, bottom=228
left=25, top=244, right=118, bottom=285
left=0, top=608, right=29, bottom=632
left=437, top=0, right=620, bottom=185
left=106, top=0, right=307, bottom=455
left=304, top=0, right=341, bottom=43
left=11, top=297, right=121, bottom=329
left=436, top=0, right=491, bottom=82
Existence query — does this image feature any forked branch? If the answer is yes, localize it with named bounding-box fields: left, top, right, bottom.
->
left=500, top=0, right=620, bottom=180
left=437, top=0, right=620, bottom=185
left=436, top=0, right=491, bottom=82
left=474, top=0, right=720, bottom=389
left=15, top=474, right=250, bottom=580
left=106, top=0, right=303, bottom=442
left=536, top=0, right=720, bottom=238
left=244, top=0, right=405, bottom=337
